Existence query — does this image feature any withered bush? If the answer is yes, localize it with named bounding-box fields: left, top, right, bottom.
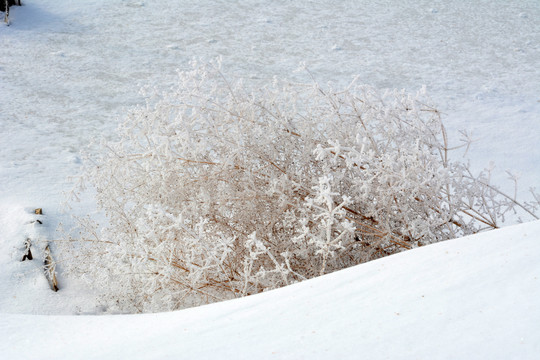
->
left=62, top=60, right=538, bottom=312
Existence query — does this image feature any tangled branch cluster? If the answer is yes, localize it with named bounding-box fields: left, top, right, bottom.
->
left=63, top=61, right=538, bottom=312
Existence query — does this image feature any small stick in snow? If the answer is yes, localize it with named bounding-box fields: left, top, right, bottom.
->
left=44, top=244, right=59, bottom=292
left=21, top=239, right=33, bottom=261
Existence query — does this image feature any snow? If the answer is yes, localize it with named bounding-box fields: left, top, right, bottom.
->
left=0, top=0, right=539, bottom=358
left=1, top=0, right=539, bottom=206
left=2, top=221, right=540, bottom=359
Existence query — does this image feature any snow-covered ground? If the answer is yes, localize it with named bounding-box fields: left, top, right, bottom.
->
left=1, top=0, right=539, bottom=358
left=1, top=0, right=539, bottom=207
left=2, top=221, right=540, bottom=359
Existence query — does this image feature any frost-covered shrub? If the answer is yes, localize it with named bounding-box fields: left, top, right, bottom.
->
left=63, top=60, right=538, bottom=313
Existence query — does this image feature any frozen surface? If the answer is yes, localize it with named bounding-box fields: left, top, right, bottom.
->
left=1, top=220, right=540, bottom=359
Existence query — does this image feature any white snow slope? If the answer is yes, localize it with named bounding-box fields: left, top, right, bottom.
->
left=1, top=0, right=540, bottom=358
left=2, top=221, right=540, bottom=360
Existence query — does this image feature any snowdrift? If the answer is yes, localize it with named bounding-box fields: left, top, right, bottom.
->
left=1, top=221, right=539, bottom=359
